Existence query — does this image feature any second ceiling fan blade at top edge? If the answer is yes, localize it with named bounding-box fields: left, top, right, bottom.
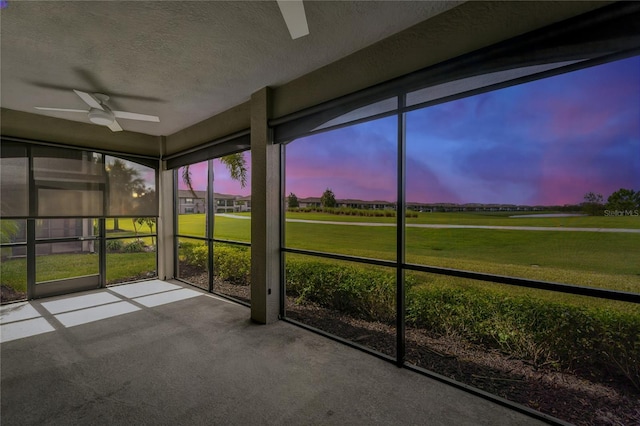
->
left=277, top=0, right=309, bottom=39
left=73, top=89, right=103, bottom=110
left=35, top=107, right=88, bottom=113
left=113, top=111, right=160, bottom=122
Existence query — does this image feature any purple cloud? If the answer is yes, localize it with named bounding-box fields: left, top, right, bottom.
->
left=178, top=56, right=639, bottom=207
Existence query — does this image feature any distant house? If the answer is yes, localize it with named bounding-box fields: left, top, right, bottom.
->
left=296, top=197, right=395, bottom=209
left=337, top=199, right=395, bottom=210
left=298, top=197, right=322, bottom=208
left=178, top=190, right=207, bottom=214
left=177, top=190, right=248, bottom=213
left=215, top=193, right=238, bottom=213
left=236, top=196, right=252, bottom=212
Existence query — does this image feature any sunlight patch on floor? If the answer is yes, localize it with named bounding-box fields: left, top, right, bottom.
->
left=0, top=280, right=202, bottom=343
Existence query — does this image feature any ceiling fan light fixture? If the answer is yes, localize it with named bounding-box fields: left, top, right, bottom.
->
left=34, top=89, right=159, bottom=132
left=88, top=108, right=114, bottom=126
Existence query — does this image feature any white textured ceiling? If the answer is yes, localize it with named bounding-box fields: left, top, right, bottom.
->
left=1, top=1, right=461, bottom=136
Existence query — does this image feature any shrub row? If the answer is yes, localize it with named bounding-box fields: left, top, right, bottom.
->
left=288, top=207, right=418, bottom=218
left=183, top=244, right=640, bottom=388
left=407, top=284, right=640, bottom=387
left=286, top=259, right=640, bottom=388
left=181, top=242, right=250, bottom=286
left=214, top=245, right=250, bottom=285
left=286, top=258, right=397, bottom=322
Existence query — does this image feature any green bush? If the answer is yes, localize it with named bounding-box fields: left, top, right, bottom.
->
left=213, top=245, right=250, bottom=285
left=286, top=259, right=396, bottom=322
left=285, top=259, right=639, bottom=389
left=179, top=243, right=640, bottom=388
left=181, top=243, right=251, bottom=286
left=405, top=284, right=640, bottom=388
left=124, top=240, right=146, bottom=253
left=106, top=240, right=125, bottom=252
left=181, top=242, right=208, bottom=268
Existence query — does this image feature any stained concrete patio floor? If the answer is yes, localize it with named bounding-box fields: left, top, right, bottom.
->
left=1, top=280, right=545, bottom=425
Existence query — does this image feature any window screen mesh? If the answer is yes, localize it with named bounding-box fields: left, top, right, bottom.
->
left=0, top=143, right=158, bottom=218
left=33, top=147, right=105, bottom=217
left=106, top=156, right=157, bottom=217
left=0, top=143, right=28, bottom=217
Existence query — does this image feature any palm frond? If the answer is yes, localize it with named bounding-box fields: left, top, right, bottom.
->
left=182, top=165, right=200, bottom=198
left=219, top=153, right=248, bottom=188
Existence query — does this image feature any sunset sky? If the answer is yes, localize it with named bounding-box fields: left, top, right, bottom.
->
left=183, top=55, right=640, bottom=206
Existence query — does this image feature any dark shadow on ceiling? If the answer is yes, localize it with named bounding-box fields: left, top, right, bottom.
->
left=26, top=68, right=167, bottom=107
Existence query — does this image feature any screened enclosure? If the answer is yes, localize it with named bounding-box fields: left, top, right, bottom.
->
left=0, top=140, right=159, bottom=301
left=167, top=131, right=252, bottom=305
left=273, top=6, right=640, bottom=424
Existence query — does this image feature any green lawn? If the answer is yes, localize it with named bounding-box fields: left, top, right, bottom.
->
left=3, top=211, right=638, bottom=298
left=105, top=218, right=157, bottom=245
left=178, top=212, right=639, bottom=294
left=1, top=252, right=156, bottom=293
left=177, top=214, right=251, bottom=241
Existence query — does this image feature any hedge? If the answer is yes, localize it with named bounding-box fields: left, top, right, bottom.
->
left=181, top=242, right=250, bottom=285
left=183, top=244, right=639, bottom=388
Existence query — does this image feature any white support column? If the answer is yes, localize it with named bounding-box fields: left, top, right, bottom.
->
left=250, top=87, right=280, bottom=324
left=157, top=160, right=175, bottom=281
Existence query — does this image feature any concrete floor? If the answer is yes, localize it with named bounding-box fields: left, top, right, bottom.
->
left=1, top=280, right=545, bottom=426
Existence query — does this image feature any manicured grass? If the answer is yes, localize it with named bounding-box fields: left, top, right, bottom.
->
left=286, top=223, right=639, bottom=273
left=1, top=252, right=156, bottom=291
left=5, top=212, right=636, bottom=298
left=406, top=228, right=638, bottom=276
left=213, top=216, right=250, bottom=242
left=36, top=253, right=99, bottom=282
left=0, top=257, right=27, bottom=292
left=178, top=214, right=251, bottom=241
left=105, top=252, right=156, bottom=283
left=176, top=214, right=206, bottom=237
left=174, top=213, right=639, bottom=293
left=105, top=218, right=157, bottom=245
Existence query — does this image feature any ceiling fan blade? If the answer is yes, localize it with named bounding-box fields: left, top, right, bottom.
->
left=277, top=0, right=309, bottom=39
left=73, top=89, right=103, bottom=110
left=35, top=107, right=88, bottom=113
left=107, top=120, right=123, bottom=132
left=113, top=111, right=160, bottom=122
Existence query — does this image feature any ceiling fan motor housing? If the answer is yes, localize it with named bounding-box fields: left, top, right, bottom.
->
left=88, top=108, right=114, bottom=126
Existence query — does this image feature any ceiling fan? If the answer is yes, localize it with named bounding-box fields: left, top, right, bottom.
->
left=35, top=89, right=160, bottom=132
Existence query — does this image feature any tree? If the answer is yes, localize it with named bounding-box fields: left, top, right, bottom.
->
left=135, top=217, right=156, bottom=246
left=288, top=192, right=299, bottom=208
left=582, top=192, right=604, bottom=216
left=106, top=159, right=147, bottom=230
left=606, top=188, right=639, bottom=211
left=321, top=188, right=337, bottom=208
left=0, top=220, right=19, bottom=244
